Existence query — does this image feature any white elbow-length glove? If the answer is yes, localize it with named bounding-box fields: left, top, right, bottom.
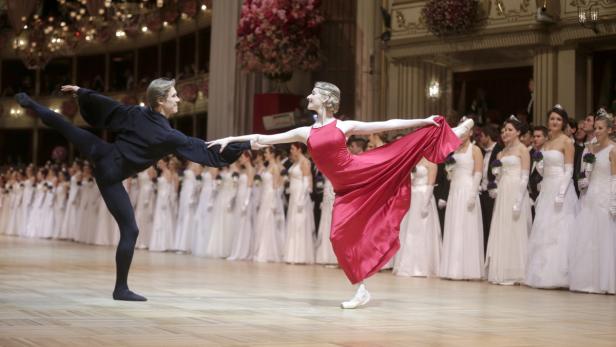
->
left=535, top=160, right=544, bottom=177
left=610, top=175, right=616, bottom=217
left=467, top=172, right=482, bottom=210
left=512, top=172, right=529, bottom=220
left=295, top=176, right=311, bottom=213
left=421, top=185, right=434, bottom=218
left=241, top=189, right=252, bottom=213
left=555, top=164, right=573, bottom=207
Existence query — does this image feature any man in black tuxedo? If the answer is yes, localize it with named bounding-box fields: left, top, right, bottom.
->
left=433, top=162, right=450, bottom=237
left=477, top=124, right=503, bottom=254
left=528, top=126, right=548, bottom=219
left=572, top=119, right=587, bottom=197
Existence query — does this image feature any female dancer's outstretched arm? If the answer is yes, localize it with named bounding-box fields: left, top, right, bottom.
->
left=207, top=126, right=311, bottom=151
left=208, top=116, right=439, bottom=152
left=340, top=116, right=439, bottom=136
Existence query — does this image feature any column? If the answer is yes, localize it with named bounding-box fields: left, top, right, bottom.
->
left=207, top=0, right=243, bottom=138
left=355, top=0, right=378, bottom=121
left=533, top=47, right=557, bottom=126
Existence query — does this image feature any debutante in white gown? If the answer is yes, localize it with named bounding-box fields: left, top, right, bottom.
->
left=174, top=169, right=200, bottom=252
left=149, top=175, right=176, bottom=251
left=192, top=170, right=216, bottom=256
left=283, top=161, right=315, bottom=264
left=75, top=178, right=99, bottom=244
left=206, top=170, right=237, bottom=258
left=228, top=172, right=254, bottom=260
left=569, top=144, right=615, bottom=294
left=5, top=182, right=22, bottom=236
left=25, top=182, right=46, bottom=238
left=134, top=170, right=155, bottom=249
left=38, top=182, right=57, bottom=239
left=485, top=156, right=531, bottom=284
left=51, top=182, right=68, bottom=239
left=18, top=178, right=35, bottom=237
left=253, top=169, right=286, bottom=262
left=439, top=144, right=484, bottom=280
left=93, top=179, right=122, bottom=246
left=525, top=150, right=577, bottom=288
left=315, top=177, right=337, bottom=265
left=59, top=175, right=81, bottom=240
left=394, top=165, right=442, bottom=277
left=0, top=185, right=8, bottom=234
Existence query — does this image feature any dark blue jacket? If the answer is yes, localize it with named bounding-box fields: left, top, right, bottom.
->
left=77, top=88, right=249, bottom=184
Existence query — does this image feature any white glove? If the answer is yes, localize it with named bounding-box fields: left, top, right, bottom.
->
left=467, top=172, right=482, bottom=210
left=241, top=190, right=252, bottom=213
left=610, top=175, right=616, bottom=217
left=421, top=185, right=434, bottom=218
left=555, top=164, right=573, bottom=207
left=535, top=160, right=544, bottom=176
left=577, top=177, right=589, bottom=191
left=437, top=199, right=447, bottom=209
left=512, top=172, right=529, bottom=220
left=488, top=188, right=498, bottom=199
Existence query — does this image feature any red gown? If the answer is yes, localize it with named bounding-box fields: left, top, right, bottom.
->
left=307, top=116, right=460, bottom=284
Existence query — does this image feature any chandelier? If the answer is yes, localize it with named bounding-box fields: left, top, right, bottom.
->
left=5, top=0, right=211, bottom=70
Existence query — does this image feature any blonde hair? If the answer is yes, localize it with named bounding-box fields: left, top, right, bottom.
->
left=146, top=78, right=175, bottom=109
left=314, top=81, right=340, bottom=114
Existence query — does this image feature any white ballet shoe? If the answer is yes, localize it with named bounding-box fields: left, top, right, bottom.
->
left=340, top=284, right=371, bottom=309
left=452, top=118, right=474, bottom=138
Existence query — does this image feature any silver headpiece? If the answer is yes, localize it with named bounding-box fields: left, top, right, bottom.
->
left=508, top=114, right=520, bottom=122
left=314, top=81, right=340, bottom=100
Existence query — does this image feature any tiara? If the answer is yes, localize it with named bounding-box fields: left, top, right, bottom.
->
left=508, top=114, right=521, bottom=122
left=596, top=107, right=609, bottom=118
left=553, top=104, right=564, bottom=110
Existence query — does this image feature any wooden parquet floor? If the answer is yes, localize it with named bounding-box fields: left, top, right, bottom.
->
left=1, top=235, right=615, bottom=347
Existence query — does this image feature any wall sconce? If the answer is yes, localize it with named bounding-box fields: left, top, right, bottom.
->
left=578, top=5, right=599, bottom=34
left=9, top=107, right=24, bottom=119
left=428, top=80, right=441, bottom=100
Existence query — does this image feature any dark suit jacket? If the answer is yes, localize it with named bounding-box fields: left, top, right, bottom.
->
left=528, top=148, right=542, bottom=202
left=77, top=88, right=250, bottom=184
left=572, top=142, right=585, bottom=197
left=482, top=142, right=503, bottom=187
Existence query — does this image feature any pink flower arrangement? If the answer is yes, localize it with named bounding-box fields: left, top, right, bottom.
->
left=236, top=0, right=324, bottom=81
left=422, top=0, right=480, bottom=37
left=180, top=83, right=199, bottom=103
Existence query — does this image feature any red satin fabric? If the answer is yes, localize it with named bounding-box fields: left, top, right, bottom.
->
left=307, top=116, right=460, bottom=284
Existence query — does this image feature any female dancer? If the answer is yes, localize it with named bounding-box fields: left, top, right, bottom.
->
left=208, top=81, right=472, bottom=308
left=15, top=78, right=253, bottom=301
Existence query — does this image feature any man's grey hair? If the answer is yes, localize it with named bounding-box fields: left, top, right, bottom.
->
left=146, top=78, right=176, bottom=109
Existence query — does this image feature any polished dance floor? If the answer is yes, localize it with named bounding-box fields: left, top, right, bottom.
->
left=1, top=235, right=615, bottom=347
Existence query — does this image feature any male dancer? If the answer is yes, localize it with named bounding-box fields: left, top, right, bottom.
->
left=16, top=78, right=253, bottom=301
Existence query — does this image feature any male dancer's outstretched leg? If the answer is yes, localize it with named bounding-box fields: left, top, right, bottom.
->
left=15, top=93, right=146, bottom=301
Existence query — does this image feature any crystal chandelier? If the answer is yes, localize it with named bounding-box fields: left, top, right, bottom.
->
left=6, top=0, right=211, bottom=70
